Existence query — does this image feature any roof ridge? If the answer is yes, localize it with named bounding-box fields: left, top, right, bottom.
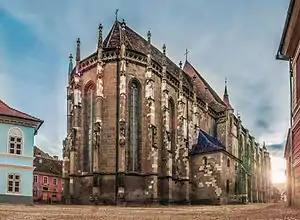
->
left=184, top=61, right=226, bottom=106
left=104, top=20, right=119, bottom=48
left=0, top=100, right=41, bottom=122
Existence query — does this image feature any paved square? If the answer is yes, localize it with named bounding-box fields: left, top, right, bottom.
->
left=0, top=203, right=298, bottom=220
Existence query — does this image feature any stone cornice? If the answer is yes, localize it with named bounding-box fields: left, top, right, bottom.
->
left=0, top=115, right=40, bottom=131
left=73, top=49, right=223, bottom=118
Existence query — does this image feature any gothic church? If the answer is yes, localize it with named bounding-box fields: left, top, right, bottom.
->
left=62, top=18, right=271, bottom=205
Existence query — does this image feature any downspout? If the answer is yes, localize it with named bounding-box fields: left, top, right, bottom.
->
left=115, top=47, right=120, bottom=204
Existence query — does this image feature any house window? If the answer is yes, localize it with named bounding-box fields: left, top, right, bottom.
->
left=7, top=173, right=21, bottom=193
left=43, top=176, right=48, bottom=184
left=52, top=189, right=57, bottom=198
left=128, top=80, right=141, bottom=172
left=53, top=178, right=57, bottom=185
left=8, top=128, right=23, bottom=155
left=227, top=158, right=230, bottom=167
left=34, top=175, right=38, bottom=183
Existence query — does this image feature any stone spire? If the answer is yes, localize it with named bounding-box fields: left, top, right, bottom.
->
left=147, top=30, right=152, bottom=66
left=97, top=23, right=103, bottom=60
left=76, top=38, right=81, bottom=62
left=147, top=30, right=151, bottom=45
left=223, top=78, right=233, bottom=110
left=68, top=54, right=73, bottom=76
left=263, top=141, right=268, bottom=151
left=162, top=44, right=167, bottom=79
left=76, top=38, right=81, bottom=74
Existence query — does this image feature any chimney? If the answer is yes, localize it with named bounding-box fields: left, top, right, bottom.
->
left=53, top=156, right=58, bottom=160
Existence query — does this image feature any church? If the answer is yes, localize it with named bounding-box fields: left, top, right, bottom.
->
left=62, top=17, right=271, bottom=205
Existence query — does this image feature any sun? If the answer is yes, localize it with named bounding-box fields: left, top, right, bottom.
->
left=270, top=156, right=286, bottom=184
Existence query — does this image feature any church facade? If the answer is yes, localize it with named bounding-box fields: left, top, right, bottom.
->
left=62, top=19, right=271, bottom=205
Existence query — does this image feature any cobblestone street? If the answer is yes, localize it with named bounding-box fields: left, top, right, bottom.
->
left=0, top=202, right=298, bottom=220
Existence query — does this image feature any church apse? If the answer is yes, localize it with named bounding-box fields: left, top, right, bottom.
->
left=62, top=18, right=271, bottom=205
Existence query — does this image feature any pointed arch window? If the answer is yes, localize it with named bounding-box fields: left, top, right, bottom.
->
left=169, top=98, right=176, bottom=177
left=128, top=80, right=141, bottom=172
left=84, top=83, right=95, bottom=173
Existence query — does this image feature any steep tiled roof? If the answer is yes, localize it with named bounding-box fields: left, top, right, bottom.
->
left=34, top=147, right=62, bottom=176
left=0, top=100, right=42, bottom=122
left=104, top=21, right=182, bottom=78
left=34, top=146, right=53, bottom=159
left=103, top=21, right=226, bottom=113
left=190, top=129, right=225, bottom=155
left=34, top=157, right=62, bottom=176
left=183, top=61, right=227, bottom=110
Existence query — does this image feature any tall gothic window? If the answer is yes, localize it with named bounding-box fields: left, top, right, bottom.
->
left=84, top=83, right=95, bottom=173
left=169, top=98, right=176, bottom=177
left=209, top=117, right=217, bottom=137
left=128, top=80, right=141, bottom=172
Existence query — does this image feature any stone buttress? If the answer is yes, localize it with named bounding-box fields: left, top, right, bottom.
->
left=144, top=31, right=159, bottom=203
left=177, top=61, right=190, bottom=203
left=161, top=44, right=173, bottom=203
left=117, top=20, right=127, bottom=203
left=70, top=38, right=83, bottom=203
left=92, top=23, right=105, bottom=202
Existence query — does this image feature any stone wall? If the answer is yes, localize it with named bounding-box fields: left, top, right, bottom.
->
left=190, top=152, right=223, bottom=204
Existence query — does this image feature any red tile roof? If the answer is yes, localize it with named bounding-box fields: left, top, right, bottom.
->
left=33, top=146, right=62, bottom=176
left=183, top=61, right=227, bottom=111
left=0, top=100, right=42, bottom=122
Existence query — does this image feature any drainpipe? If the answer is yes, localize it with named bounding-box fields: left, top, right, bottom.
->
left=276, top=52, right=293, bottom=206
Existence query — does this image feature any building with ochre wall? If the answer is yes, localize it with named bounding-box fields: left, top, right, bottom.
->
left=0, top=100, right=43, bottom=204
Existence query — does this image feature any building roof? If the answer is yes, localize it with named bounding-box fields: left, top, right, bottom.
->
left=34, top=146, right=62, bottom=176
left=183, top=61, right=227, bottom=111
left=104, top=21, right=190, bottom=83
left=190, top=129, right=225, bottom=155
left=34, top=157, right=62, bottom=176
left=103, top=20, right=227, bottom=112
left=276, top=0, right=296, bottom=59
left=0, top=100, right=42, bottom=122
left=34, top=146, right=53, bottom=159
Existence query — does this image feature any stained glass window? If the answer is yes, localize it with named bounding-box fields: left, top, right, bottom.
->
left=84, top=85, right=95, bottom=173
left=169, top=99, right=176, bottom=177
left=128, top=81, right=140, bottom=172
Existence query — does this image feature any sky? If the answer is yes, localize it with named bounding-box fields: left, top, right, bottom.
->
left=0, top=0, right=290, bottom=184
